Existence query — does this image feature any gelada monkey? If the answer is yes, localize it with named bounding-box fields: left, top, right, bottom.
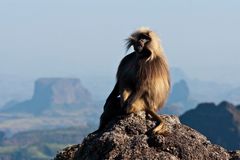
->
left=99, top=27, right=170, bottom=134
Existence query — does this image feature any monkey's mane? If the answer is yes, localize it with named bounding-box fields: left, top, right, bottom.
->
left=124, top=27, right=170, bottom=109
left=126, top=27, right=164, bottom=60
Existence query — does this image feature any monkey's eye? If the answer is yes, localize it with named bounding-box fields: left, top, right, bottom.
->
left=139, top=34, right=150, bottom=40
left=139, top=34, right=150, bottom=42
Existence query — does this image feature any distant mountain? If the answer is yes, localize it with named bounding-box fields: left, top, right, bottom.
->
left=180, top=101, right=240, bottom=150
left=168, top=80, right=190, bottom=103
left=237, top=105, right=240, bottom=110
left=170, top=67, right=188, bottom=84
left=187, top=79, right=234, bottom=103
left=162, top=80, right=198, bottom=115
left=169, top=68, right=235, bottom=104
left=1, top=78, right=93, bottom=115
left=169, top=67, right=239, bottom=104
left=0, top=131, right=4, bottom=144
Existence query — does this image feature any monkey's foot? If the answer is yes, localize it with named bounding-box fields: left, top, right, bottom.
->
left=153, top=122, right=170, bottom=135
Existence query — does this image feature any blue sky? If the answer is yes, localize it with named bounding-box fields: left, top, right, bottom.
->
left=0, top=0, right=240, bottom=85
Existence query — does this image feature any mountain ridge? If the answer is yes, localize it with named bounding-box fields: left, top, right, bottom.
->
left=180, top=101, right=240, bottom=150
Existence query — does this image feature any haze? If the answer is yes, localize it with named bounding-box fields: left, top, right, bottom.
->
left=0, top=0, right=240, bottom=85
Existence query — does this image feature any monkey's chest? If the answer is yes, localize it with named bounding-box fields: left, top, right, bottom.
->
left=120, top=63, right=151, bottom=89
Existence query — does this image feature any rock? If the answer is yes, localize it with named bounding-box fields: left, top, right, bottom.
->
left=54, top=144, right=81, bottom=160
left=54, top=112, right=240, bottom=160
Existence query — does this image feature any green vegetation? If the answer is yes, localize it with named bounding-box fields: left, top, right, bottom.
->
left=0, top=146, right=18, bottom=154
left=0, top=126, right=94, bottom=160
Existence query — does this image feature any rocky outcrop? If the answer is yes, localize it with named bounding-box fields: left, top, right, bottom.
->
left=180, top=101, right=240, bottom=150
left=33, top=78, right=92, bottom=105
left=54, top=112, right=240, bottom=160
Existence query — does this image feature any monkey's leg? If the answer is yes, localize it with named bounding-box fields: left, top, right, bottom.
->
left=143, top=96, right=169, bottom=135
left=122, top=89, right=131, bottom=106
left=145, top=109, right=169, bottom=135
left=123, top=99, right=145, bottom=114
left=122, top=90, right=145, bottom=114
left=122, top=89, right=138, bottom=113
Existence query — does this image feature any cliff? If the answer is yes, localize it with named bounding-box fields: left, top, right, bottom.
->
left=54, top=112, right=240, bottom=160
left=180, top=101, right=240, bottom=150
left=32, top=78, right=91, bottom=105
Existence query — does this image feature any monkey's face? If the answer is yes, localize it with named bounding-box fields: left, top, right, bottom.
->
left=133, top=34, right=151, bottom=53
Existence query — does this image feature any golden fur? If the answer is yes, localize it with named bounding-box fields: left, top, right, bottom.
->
left=122, top=27, right=170, bottom=112
left=99, top=28, right=170, bottom=133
